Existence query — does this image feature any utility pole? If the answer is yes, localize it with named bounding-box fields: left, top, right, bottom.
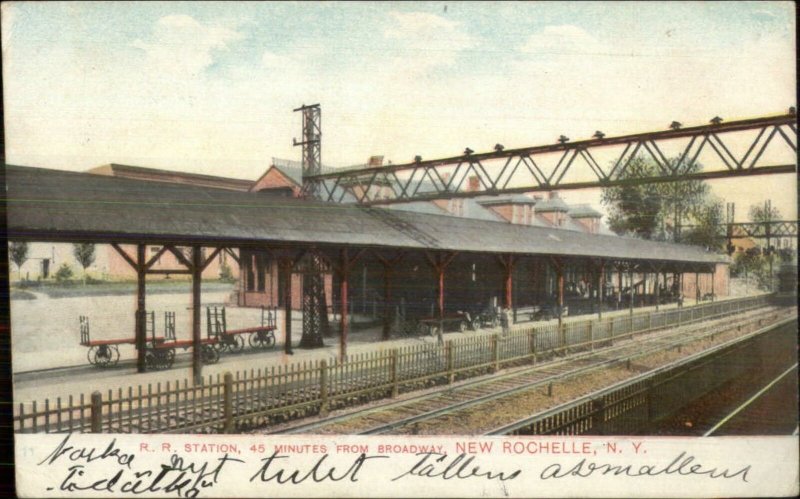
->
left=294, top=104, right=322, bottom=199
left=293, top=104, right=328, bottom=348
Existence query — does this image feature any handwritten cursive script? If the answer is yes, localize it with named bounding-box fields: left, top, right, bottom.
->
left=540, top=451, right=751, bottom=482
left=393, top=453, right=521, bottom=482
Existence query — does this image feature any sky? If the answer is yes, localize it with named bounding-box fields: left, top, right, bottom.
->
left=2, top=1, right=796, bottom=221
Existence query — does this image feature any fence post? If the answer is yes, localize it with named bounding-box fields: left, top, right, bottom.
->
left=446, top=341, right=454, bottom=384
left=588, top=321, right=594, bottom=351
left=629, top=314, right=634, bottom=339
left=559, top=323, right=567, bottom=352
left=492, top=334, right=500, bottom=373
left=90, top=391, right=102, bottom=433
left=608, top=318, right=614, bottom=345
left=591, top=397, right=605, bottom=432
left=223, top=372, right=234, bottom=433
left=319, top=360, right=329, bottom=416
left=648, top=312, right=653, bottom=332
left=390, top=349, right=399, bottom=398
left=529, top=330, right=537, bottom=365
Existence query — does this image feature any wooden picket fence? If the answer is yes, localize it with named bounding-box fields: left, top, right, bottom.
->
left=14, top=294, right=773, bottom=434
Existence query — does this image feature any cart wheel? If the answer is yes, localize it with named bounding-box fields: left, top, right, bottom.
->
left=230, top=334, right=245, bottom=353
left=87, top=346, right=98, bottom=365
left=164, top=349, right=176, bottom=368
left=429, top=325, right=439, bottom=336
left=110, top=345, right=121, bottom=366
left=94, top=345, right=114, bottom=368
left=471, top=318, right=480, bottom=331
left=249, top=331, right=275, bottom=349
left=459, top=321, right=468, bottom=332
left=202, top=345, right=220, bottom=364
left=415, top=322, right=426, bottom=335
left=145, top=351, right=157, bottom=370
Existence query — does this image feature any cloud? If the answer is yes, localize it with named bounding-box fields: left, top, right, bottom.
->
left=520, top=24, right=607, bottom=55
left=132, top=14, right=244, bottom=77
left=382, top=11, right=474, bottom=74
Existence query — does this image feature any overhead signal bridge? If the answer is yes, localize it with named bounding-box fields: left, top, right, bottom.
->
left=301, top=112, right=797, bottom=205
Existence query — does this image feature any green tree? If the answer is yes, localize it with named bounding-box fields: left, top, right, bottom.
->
left=55, top=263, right=74, bottom=282
left=9, top=242, right=30, bottom=281
left=601, top=156, right=712, bottom=245
left=72, top=243, right=96, bottom=284
left=682, top=199, right=726, bottom=251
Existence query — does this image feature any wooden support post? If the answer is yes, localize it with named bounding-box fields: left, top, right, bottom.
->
left=556, top=264, right=564, bottom=328
left=654, top=271, right=660, bottom=312
left=597, top=260, right=605, bottom=320
left=90, top=391, right=102, bottom=433
left=502, top=255, right=514, bottom=310
left=588, top=321, right=594, bottom=351
left=617, top=268, right=623, bottom=309
left=629, top=267, right=634, bottom=316
left=339, top=249, right=349, bottom=360
left=711, top=267, right=716, bottom=301
left=223, top=372, right=233, bottom=433
left=695, top=272, right=700, bottom=303
left=437, top=265, right=445, bottom=321
left=282, top=258, right=293, bottom=355
left=319, top=360, right=329, bottom=416
left=382, top=265, right=392, bottom=341
left=192, top=246, right=202, bottom=385
left=136, top=244, right=147, bottom=373
left=642, top=272, right=647, bottom=307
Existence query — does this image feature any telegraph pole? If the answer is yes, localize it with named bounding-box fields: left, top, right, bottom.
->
left=293, top=104, right=328, bottom=348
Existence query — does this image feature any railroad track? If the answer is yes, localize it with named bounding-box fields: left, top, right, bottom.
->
left=277, top=307, right=791, bottom=435
left=703, top=362, right=798, bottom=436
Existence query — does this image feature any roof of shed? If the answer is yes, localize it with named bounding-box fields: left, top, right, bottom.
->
left=4, top=165, right=725, bottom=265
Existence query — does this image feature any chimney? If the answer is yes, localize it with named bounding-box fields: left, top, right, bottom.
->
left=468, top=175, right=480, bottom=192
left=368, top=155, right=384, bottom=167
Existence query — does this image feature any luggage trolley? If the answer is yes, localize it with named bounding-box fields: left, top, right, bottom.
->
left=146, top=311, right=220, bottom=370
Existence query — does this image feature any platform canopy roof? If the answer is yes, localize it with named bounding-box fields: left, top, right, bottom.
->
left=4, top=165, right=726, bottom=266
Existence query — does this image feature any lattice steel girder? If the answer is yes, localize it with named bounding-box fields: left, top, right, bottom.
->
left=727, top=220, right=799, bottom=239
left=301, top=112, right=797, bottom=204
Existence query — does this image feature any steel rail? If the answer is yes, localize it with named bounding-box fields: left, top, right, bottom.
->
left=276, top=307, right=782, bottom=435
left=357, top=313, right=789, bottom=436
left=486, top=315, right=797, bottom=436
left=702, top=362, right=798, bottom=437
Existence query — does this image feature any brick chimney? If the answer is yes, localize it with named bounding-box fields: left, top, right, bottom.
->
left=467, top=175, right=480, bottom=192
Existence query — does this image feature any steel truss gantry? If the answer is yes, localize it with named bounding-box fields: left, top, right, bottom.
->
left=301, top=112, right=797, bottom=205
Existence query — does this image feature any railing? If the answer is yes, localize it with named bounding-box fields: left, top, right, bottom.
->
left=14, top=294, right=776, bottom=434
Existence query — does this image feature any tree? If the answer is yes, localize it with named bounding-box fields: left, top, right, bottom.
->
left=9, top=242, right=30, bottom=281
left=602, top=157, right=665, bottom=240
left=682, top=199, right=726, bottom=251
left=601, top=156, right=712, bottom=245
left=746, top=202, right=784, bottom=290
left=54, top=263, right=74, bottom=282
left=72, top=243, right=96, bottom=284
